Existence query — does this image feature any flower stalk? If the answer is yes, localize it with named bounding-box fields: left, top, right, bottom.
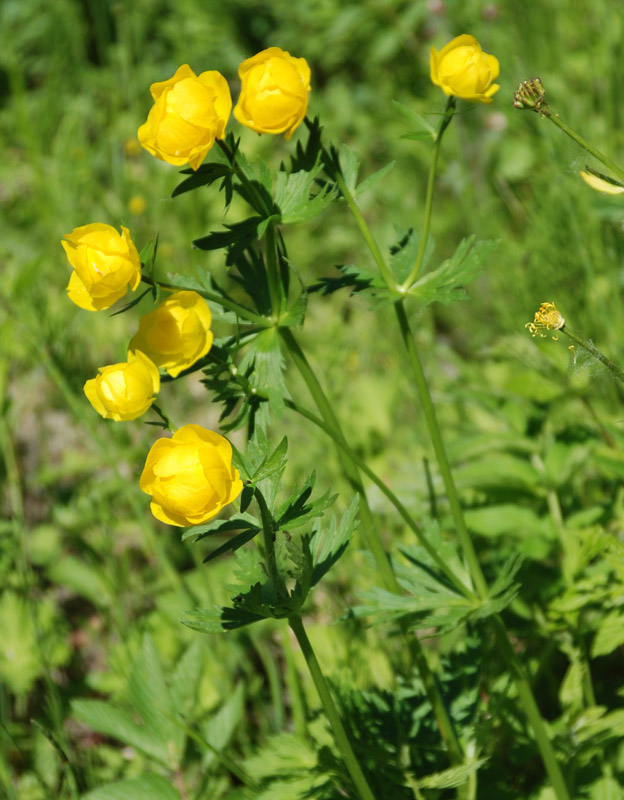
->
left=401, top=95, right=456, bottom=290
left=561, top=327, right=624, bottom=386
left=514, top=78, right=624, bottom=185
left=334, top=98, right=572, bottom=800
left=288, top=614, right=377, bottom=800
left=254, top=479, right=376, bottom=800
left=279, top=327, right=468, bottom=770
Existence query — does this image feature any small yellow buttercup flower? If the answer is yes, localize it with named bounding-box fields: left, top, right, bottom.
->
left=129, top=290, right=213, bottom=378
left=61, top=223, right=142, bottom=311
left=580, top=170, right=624, bottom=195
left=525, top=302, right=565, bottom=339
left=430, top=34, right=499, bottom=104
left=84, top=350, right=160, bottom=422
left=138, top=64, right=232, bottom=171
left=234, top=47, right=311, bottom=139
left=140, top=424, right=243, bottom=527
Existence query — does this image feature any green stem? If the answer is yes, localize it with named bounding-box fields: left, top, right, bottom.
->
left=284, top=398, right=474, bottom=599
left=394, top=301, right=487, bottom=599
left=279, top=327, right=399, bottom=592
left=281, top=625, right=308, bottom=740
left=255, top=489, right=288, bottom=603
left=288, top=614, right=376, bottom=800
left=562, top=326, right=624, bottom=385
left=217, top=137, right=270, bottom=214
left=251, top=630, right=285, bottom=732
left=544, top=113, right=624, bottom=185
left=140, top=274, right=269, bottom=328
left=332, top=171, right=397, bottom=288
left=264, top=222, right=282, bottom=322
left=402, top=96, right=456, bottom=290
left=332, top=92, right=571, bottom=800
left=490, top=618, right=572, bottom=800
left=279, top=327, right=467, bottom=768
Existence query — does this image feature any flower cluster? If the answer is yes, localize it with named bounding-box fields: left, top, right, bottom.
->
left=60, top=35, right=497, bottom=528
left=137, top=47, right=310, bottom=172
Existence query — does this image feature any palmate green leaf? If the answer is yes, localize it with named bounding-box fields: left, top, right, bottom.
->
left=243, top=732, right=319, bottom=781
left=274, top=163, right=337, bottom=224
left=71, top=700, right=171, bottom=765
left=276, top=472, right=337, bottom=530
left=393, top=100, right=436, bottom=141
left=83, top=773, right=180, bottom=800
left=172, top=161, right=232, bottom=198
left=127, top=634, right=185, bottom=768
left=238, top=327, right=288, bottom=421
left=337, top=143, right=360, bottom=193
left=415, top=758, right=489, bottom=790
left=310, top=495, right=358, bottom=586
left=183, top=583, right=274, bottom=633
left=591, top=611, right=624, bottom=657
left=203, top=529, right=260, bottom=564
left=47, top=554, right=111, bottom=608
left=463, top=505, right=546, bottom=538
left=193, top=215, right=263, bottom=253
left=407, top=235, right=496, bottom=308
left=159, top=272, right=248, bottom=325
left=353, top=584, right=471, bottom=624
left=181, top=514, right=260, bottom=543
left=202, top=682, right=245, bottom=769
left=355, top=160, right=396, bottom=197
left=307, top=264, right=385, bottom=296
left=287, top=115, right=324, bottom=174
left=170, top=639, right=204, bottom=719
left=110, top=287, right=153, bottom=317
left=389, top=228, right=434, bottom=282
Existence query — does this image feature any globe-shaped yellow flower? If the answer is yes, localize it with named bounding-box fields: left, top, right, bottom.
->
left=129, top=290, right=213, bottom=378
left=138, top=64, right=232, bottom=171
left=84, top=350, right=160, bottom=422
left=61, top=223, right=142, bottom=311
left=430, top=35, right=499, bottom=104
left=234, top=47, right=311, bottom=139
left=140, top=425, right=243, bottom=527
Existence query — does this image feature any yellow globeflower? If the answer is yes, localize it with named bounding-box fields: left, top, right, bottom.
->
left=430, top=34, right=499, bottom=103
left=138, top=64, right=232, bottom=171
left=129, top=290, right=213, bottom=378
left=61, top=223, right=142, bottom=311
left=140, top=425, right=243, bottom=527
left=84, top=350, right=160, bottom=421
left=234, top=47, right=311, bottom=139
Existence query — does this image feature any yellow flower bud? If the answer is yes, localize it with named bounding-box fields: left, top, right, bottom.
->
left=61, top=223, right=142, bottom=311
left=129, top=290, right=213, bottom=378
left=430, top=34, right=499, bottom=104
left=140, top=425, right=243, bottom=527
left=234, top=47, right=311, bottom=139
left=138, top=64, right=232, bottom=171
left=84, top=350, right=160, bottom=421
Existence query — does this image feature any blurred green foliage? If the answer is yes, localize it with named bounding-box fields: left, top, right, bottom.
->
left=2, top=0, right=624, bottom=797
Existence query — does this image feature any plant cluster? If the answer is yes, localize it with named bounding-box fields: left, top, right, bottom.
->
left=5, top=20, right=624, bottom=800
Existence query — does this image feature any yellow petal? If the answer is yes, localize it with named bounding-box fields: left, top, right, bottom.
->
left=580, top=170, right=624, bottom=195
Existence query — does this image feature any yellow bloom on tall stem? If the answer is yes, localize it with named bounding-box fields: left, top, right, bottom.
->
left=430, top=34, right=499, bottom=104
left=84, top=350, right=160, bottom=421
left=61, top=223, right=142, bottom=311
left=140, top=425, right=243, bottom=527
left=234, top=47, right=311, bottom=139
left=129, top=290, right=213, bottom=378
left=138, top=64, right=232, bottom=171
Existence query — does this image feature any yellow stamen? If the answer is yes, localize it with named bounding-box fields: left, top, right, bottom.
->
left=525, top=301, right=565, bottom=340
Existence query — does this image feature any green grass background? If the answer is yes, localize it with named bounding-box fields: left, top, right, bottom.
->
left=2, top=0, right=624, bottom=798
